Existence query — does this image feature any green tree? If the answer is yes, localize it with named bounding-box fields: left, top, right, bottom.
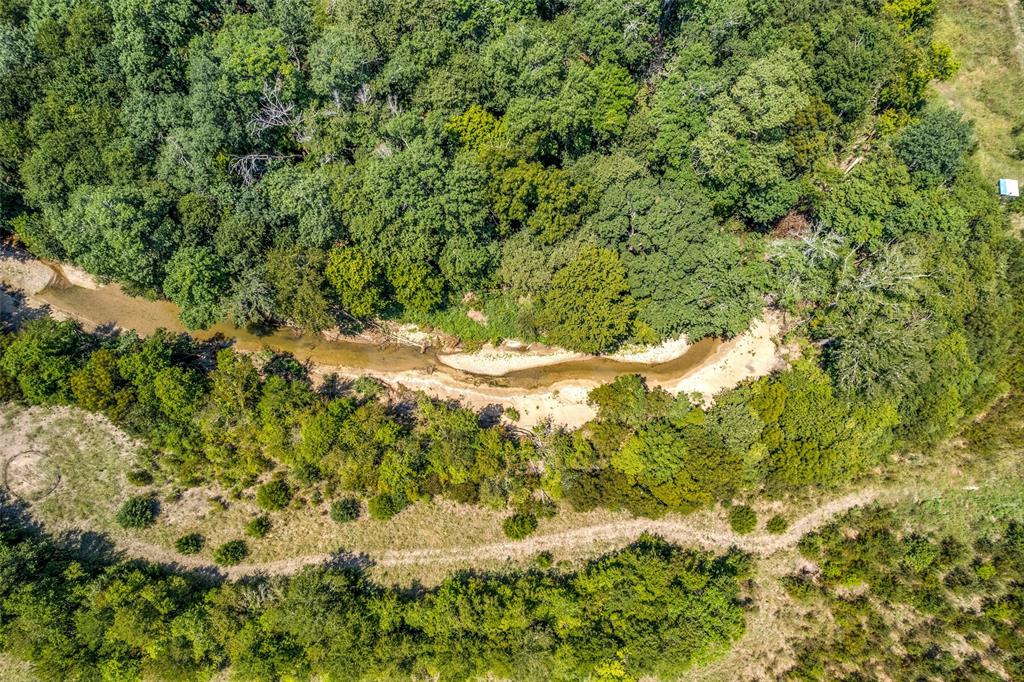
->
left=537, top=245, right=636, bottom=352
left=894, top=106, right=973, bottom=184
left=325, top=245, right=386, bottom=318
left=255, top=479, right=291, bottom=511
left=728, top=505, right=757, bottom=534
left=116, top=495, right=158, bottom=529
left=329, top=498, right=361, bottom=523
left=212, top=539, right=248, bottom=566
left=502, top=512, right=538, bottom=539
left=245, top=515, right=272, bottom=538
left=691, top=47, right=813, bottom=223
left=265, top=246, right=334, bottom=332
left=367, top=492, right=408, bottom=521
left=70, top=348, right=126, bottom=415
left=174, top=533, right=204, bottom=555
left=751, top=362, right=898, bottom=490
left=0, top=319, right=83, bottom=404
left=163, top=245, right=228, bottom=329
left=766, top=514, right=788, bottom=534
left=58, top=184, right=175, bottom=293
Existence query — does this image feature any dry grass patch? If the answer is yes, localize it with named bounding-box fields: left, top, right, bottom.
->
left=0, top=654, right=37, bottom=682
left=0, top=405, right=137, bottom=534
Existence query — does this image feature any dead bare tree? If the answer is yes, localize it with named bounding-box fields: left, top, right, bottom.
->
left=249, top=78, right=298, bottom=136
left=229, top=153, right=301, bottom=185
left=355, top=83, right=373, bottom=106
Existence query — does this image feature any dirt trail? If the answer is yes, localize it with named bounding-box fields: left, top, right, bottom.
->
left=116, top=489, right=880, bottom=580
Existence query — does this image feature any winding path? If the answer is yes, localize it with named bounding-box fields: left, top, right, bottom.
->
left=117, top=489, right=881, bottom=580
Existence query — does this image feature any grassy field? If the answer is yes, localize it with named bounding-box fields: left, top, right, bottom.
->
left=934, top=0, right=1024, bottom=184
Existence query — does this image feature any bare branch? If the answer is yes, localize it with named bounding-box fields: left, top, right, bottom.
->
left=249, top=78, right=298, bottom=136
left=229, top=153, right=300, bottom=185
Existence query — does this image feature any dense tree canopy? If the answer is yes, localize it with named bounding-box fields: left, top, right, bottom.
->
left=0, top=0, right=966, bottom=351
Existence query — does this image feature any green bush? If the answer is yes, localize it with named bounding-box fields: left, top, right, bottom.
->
left=352, top=376, right=384, bottom=398
left=213, top=540, right=248, bottom=566
left=126, top=469, right=153, bottom=486
left=766, top=514, right=789, bottom=535
left=293, top=461, right=322, bottom=485
left=368, top=492, right=408, bottom=521
left=115, top=495, right=157, bottom=529
left=246, top=515, right=272, bottom=538
left=503, top=512, right=539, bottom=539
left=781, top=575, right=819, bottom=602
left=330, top=498, right=361, bottom=523
left=255, top=479, right=291, bottom=511
left=174, top=533, right=204, bottom=555
left=728, top=505, right=757, bottom=535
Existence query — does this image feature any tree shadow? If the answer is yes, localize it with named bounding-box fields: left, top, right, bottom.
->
left=262, top=352, right=311, bottom=383
left=91, top=322, right=123, bottom=343
left=56, top=528, right=119, bottom=567
left=318, top=373, right=354, bottom=398
left=0, top=490, right=43, bottom=535
left=324, top=548, right=375, bottom=573
left=0, top=285, right=49, bottom=331
left=478, top=403, right=505, bottom=428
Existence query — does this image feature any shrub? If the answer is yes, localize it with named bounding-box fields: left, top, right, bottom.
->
left=293, top=461, right=322, bottom=485
left=213, top=540, right=248, bottom=566
left=116, top=495, right=157, bottom=529
left=353, top=376, right=384, bottom=398
left=447, top=482, right=479, bottom=504
left=535, top=551, right=554, bottom=569
left=367, top=492, right=408, bottom=521
left=781, top=575, right=819, bottom=602
left=503, top=512, right=539, bottom=539
left=728, top=505, right=757, bottom=535
left=255, top=479, right=291, bottom=511
left=175, top=533, right=204, bottom=555
left=246, top=515, right=272, bottom=538
left=330, top=498, right=361, bottom=523
left=766, top=514, right=789, bottom=535
left=126, top=469, right=153, bottom=486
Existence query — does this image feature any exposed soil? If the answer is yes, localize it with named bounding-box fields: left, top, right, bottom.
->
left=2, top=452, right=60, bottom=502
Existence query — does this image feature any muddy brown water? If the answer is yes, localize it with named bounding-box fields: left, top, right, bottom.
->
left=35, top=281, right=722, bottom=390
